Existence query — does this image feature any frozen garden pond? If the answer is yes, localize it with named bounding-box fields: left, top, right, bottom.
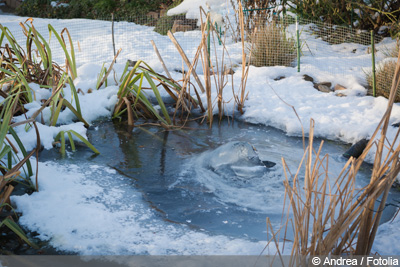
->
left=13, top=120, right=400, bottom=255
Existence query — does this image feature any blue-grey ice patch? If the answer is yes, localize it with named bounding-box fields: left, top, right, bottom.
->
left=205, top=141, right=275, bottom=180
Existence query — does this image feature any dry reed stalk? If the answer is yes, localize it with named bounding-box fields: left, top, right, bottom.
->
left=200, top=14, right=213, bottom=127
left=151, top=40, right=172, bottom=80
left=356, top=45, right=400, bottom=255
left=238, top=0, right=246, bottom=114
left=167, top=31, right=205, bottom=94
left=96, top=48, right=121, bottom=89
left=169, top=30, right=204, bottom=120
left=277, top=48, right=400, bottom=262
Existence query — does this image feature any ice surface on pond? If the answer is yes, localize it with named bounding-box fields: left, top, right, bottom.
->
left=12, top=162, right=269, bottom=255
left=204, top=141, right=269, bottom=180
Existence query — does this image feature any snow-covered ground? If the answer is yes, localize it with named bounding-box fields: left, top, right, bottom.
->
left=1, top=0, right=400, bottom=255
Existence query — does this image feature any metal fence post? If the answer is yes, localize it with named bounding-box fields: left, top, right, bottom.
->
left=371, top=31, right=376, bottom=97
left=112, top=13, right=116, bottom=62
left=296, top=16, right=300, bottom=72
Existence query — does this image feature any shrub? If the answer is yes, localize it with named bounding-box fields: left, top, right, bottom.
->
left=367, top=60, right=400, bottom=101
left=249, top=21, right=296, bottom=67
left=153, top=0, right=184, bottom=35
left=286, top=0, right=400, bottom=37
left=17, top=0, right=175, bottom=19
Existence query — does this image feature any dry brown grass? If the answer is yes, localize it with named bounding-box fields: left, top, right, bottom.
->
left=266, top=47, right=400, bottom=264
left=367, top=60, right=400, bottom=102
left=249, top=22, right=296, bottom=67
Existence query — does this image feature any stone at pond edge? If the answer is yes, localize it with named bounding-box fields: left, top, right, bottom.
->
left=262, top=160, right=276, bottom=168
left=334, top=84, right=347, bottom=91
left=224, top=67, right=235, bottom=75
left=392, top=122, right=400, bottom=128
left=335, top=93, right=346, bottom=97
left=303, top=74, right=314, bottom=83
left=343, top=139, right=369, bottom=159
left=274, top=76, right=285, bottom=81
left=316, top=84, right=332, bottom=93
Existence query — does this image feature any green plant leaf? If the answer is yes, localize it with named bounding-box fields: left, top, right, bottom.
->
left=143, top=71, right=172, bottom=124
left=8, top=127, right=33, bottom=177
left=69, top=130, right=100, bottom=154
left=1, top=218, right=39, bottom=249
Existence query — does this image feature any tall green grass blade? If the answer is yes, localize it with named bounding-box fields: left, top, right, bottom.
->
left=1, top=218, right=39, bottom=249
left=132, top=73, right=144, bottom=107
left=8, top=127, right=33, bottom=177
left=0, top=65, right=34, bottom=102
left=69, top=130, right=100, bottom=154
left=0, top=145, right=12, bottom=161
left=51, top=99, right=64, bottom=126
left=48, top=25, right=77, bottom=79
left=23, top=22, right=51, bottom=73
left=0, top=100, right=13, bottom=152
left=0, top=25, right=24, bottom=68
left=55, top=131, right=66, bottom=155
left=62, top=28, right=76, bottom=77
left=7, top=150, right=12, bottom=170
left=130, top=84, right=168, bottom=124
left=96, top=63, right=106, bottom=89
left=62, top=100, right=89, bottom=127
left=143, top=72, right=172, bottom=125
left=119, top=61, right=130, bottom=83
left=67, top=131, right=76, bottom=152
left=0, top=28, right=5, bottom=46
left=68, top=77, right=82, bottom=116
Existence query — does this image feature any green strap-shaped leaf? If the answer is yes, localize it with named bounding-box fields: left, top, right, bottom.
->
left=8, top=127, right=33, bottom=177
left=62, top=99, right=89, bottom=127
left=1, top=218, right=39, bottom=249
left=68, top=77, right=82, bottom=116
left=0, top=145, right=11, bottom=161
left=51, top=98, right=64, bottom=126
left=143, top=71, right=172, bottom=125
left=69, top=130, right=100, bottom=154
left=48, top=25, right=77, bottom=79
left=66, top=131, right=76, bottom=152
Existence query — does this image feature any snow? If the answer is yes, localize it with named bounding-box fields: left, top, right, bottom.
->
left=13, top=162, right=269, bottom=255
left=1, top=0, right=400, bottom=256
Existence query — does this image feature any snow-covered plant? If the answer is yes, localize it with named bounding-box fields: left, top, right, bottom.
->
left=113, top=60, right=201, bottom=127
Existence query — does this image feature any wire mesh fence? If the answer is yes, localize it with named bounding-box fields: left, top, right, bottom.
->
left=1, top=13, right=397, bottom=99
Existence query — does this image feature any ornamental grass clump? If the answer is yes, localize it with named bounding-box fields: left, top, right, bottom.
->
left=113, top=60, right=201, bottom=127
left=249, top=21, right=296, bottom=67
left=367, top=60, right=400, bottom=102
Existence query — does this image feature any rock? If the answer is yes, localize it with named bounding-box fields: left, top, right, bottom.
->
left=274, top=76, right=285, bottom=81
left=319, top=82, right=332, bottom=88
left=316, top=84, right=332, bottom=93
left=171, top=20, right=195, bottom=33
left=334, top=84, right=347, bottom=91
left=303, top=74, right=314, bottom=83
left=343, top=139, right=369, bottom=159
left=392, top=122, right=400, bottom=128
left=335, top=93, right=346, bottom=97
left=262, top=160, right=276, bottom=168
left=224, top=67, right=235, bottom=75
left=314, top=82, right=332, bottom=93
left=127, top=59, right=137, bottom=67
